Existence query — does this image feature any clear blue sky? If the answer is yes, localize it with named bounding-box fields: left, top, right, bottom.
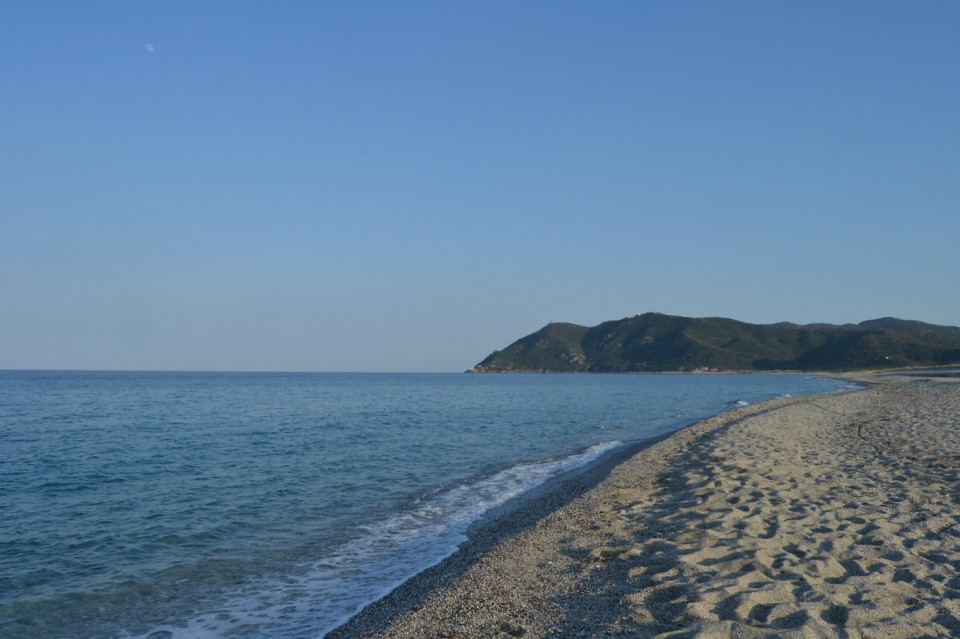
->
left=2, top=1, right=958, bottom=372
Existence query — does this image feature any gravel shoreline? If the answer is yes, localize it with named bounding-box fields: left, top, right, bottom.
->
left=327, top=433, right=662, bottom=639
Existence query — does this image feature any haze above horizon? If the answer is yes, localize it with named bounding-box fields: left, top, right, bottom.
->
left=3, top=2, right=958, bottom=372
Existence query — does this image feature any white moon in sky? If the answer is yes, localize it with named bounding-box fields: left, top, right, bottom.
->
left=145, top=43, right=155, bottom=53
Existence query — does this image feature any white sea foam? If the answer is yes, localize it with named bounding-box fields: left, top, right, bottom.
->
left=124, top=441, right=622, bottom=639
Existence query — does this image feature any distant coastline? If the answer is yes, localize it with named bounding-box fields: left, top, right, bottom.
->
left=471, top=313, right=960, bottom=373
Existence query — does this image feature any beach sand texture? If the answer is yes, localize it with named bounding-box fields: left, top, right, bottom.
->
left=337, top=379, right=960, bottom=638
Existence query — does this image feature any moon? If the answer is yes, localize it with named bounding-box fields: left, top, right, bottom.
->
left=145, top=43, right=155, bottom=53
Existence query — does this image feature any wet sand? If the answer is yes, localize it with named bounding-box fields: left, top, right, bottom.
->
left=332, top=374, right=960, bottom=638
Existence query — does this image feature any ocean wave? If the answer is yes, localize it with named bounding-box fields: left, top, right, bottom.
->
left=124, top=441, right=622, bottom=639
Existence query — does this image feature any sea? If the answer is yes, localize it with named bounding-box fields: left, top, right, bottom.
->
left=0, top=371, right=854, bottom=639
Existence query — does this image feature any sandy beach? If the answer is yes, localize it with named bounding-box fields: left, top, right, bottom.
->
left=331, top=373, right=960, bottom=638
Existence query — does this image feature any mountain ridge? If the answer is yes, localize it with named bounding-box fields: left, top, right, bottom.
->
left=470, top=313, right=960, bottom=373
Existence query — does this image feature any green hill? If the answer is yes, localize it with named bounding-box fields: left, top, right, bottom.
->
left=469, top=313, right=960, bottom=373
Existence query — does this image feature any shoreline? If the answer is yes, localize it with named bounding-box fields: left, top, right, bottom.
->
left=326, top=436, right=656, bottom=639
left=320, top=435, right=660, bottom=639
left=331, top=374, right=960, bottom=638
left=327, top=391, right=846, bottom=639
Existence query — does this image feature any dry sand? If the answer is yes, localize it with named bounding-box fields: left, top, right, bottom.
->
left=332, top=375, right=960, bottom=638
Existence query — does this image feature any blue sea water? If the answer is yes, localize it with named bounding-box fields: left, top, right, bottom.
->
left=0, top=371, right=853, bottom=639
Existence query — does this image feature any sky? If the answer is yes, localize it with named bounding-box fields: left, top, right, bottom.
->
left=2, top=1, right=959, bottom=372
